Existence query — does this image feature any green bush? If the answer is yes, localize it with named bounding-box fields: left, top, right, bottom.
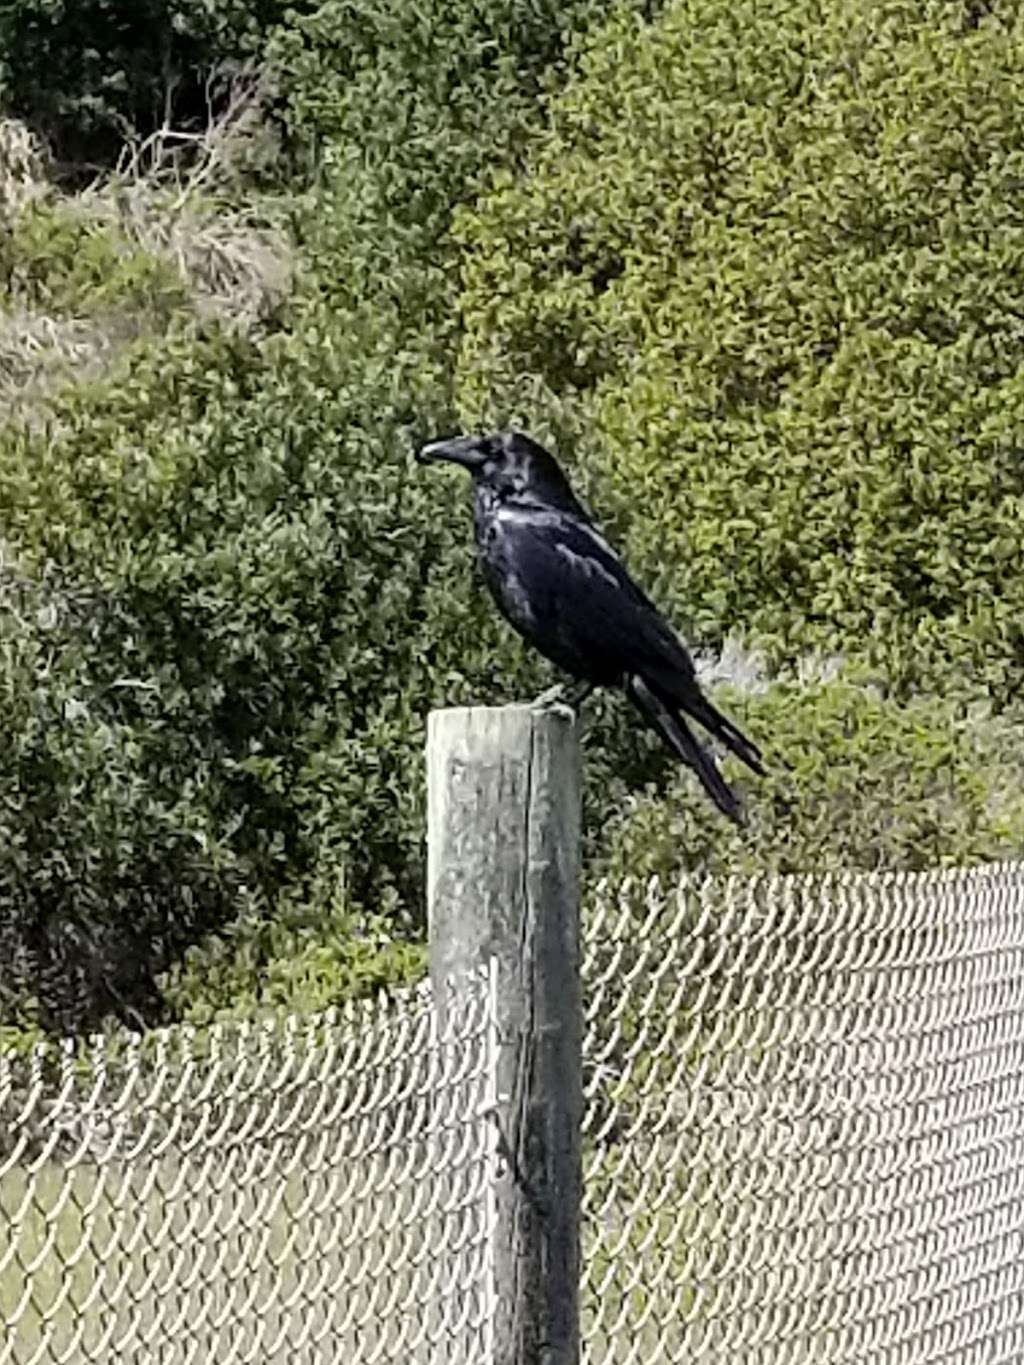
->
left=0, top=310, right=544, bottom=1030
left=273, top=0, right=642, bottom=314
left=454, top=0, right=1024, bottom=699
left=590, top=674, right=1024, bottom=888
left=5, top=0, right=1022, bottom=1036
left=580, top=669, right=1024, bottom=1148
left=0, top=562, right=250, bottom=1033
left=159, top=894, right=427, bottom=1025
left=2, top=199, right=187, bottom=317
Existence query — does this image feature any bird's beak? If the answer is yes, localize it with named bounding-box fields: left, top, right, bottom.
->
left=415, top=434, right=487, bottom=470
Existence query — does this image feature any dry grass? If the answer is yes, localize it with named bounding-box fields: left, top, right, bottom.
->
left=0, top=312, right=132, bottom=413
left=81, top=70, right=293, bottom=329
left=0, top=71, right=293, bottom=420
left=0, top=118, right=50, bottom=222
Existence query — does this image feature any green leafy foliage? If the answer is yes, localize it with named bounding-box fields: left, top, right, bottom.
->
left=2, top=0, right=641, bottom=1026
left=591, top=675, right=1024, bottom=887
left=455, top=0, right=1024, bottom=698
left=2, top=199, right=187, bottom=317
left=159, top=894, right=427, bottom=1025
left=582, top=670, right=1024, bottom=1148
left=0, top=316, right=523, bottom=1028
left=0, top=0, right=639, bottom=1032
left=273, top=0, right=638, bottom=326
left=0, top=562, right=249, bottom=1033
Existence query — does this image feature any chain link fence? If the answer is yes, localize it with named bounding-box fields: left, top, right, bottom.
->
left=581, top=861, right=1024, bottom=1363
left=3, top=862, right=1024, bottom=1362
left=0, top=969, right=497, bottom=1365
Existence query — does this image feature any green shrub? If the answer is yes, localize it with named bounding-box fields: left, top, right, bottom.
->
left=0, top=0, right=644, bottom=1031
left=579, top=669, right=1024, bottom=1151
left=159, top=894, right=427, bottom=1025
left=454, top=0, right=1024, bottom=699
left=0, top=562, right=250, bottom=1033
left=0, top=310, right=543, bottom=1029
left=273, top=0, right=644, bottom=315
left=2, top=199, right=187, bottom=317
left=590, top=674, right=1024, bottom=887
left=7, top=0, right=1021, bottom=1036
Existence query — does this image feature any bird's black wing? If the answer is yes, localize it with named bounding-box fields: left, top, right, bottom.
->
left=485, top=506, right=697, bottom=686
left=487, top=506, right=764, bottom=777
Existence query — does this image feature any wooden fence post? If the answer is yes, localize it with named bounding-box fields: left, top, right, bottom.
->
left=427, top=704, right=582, bottom=1365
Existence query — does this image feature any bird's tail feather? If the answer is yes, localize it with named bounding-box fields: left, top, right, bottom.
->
left=627, top=676, right=743, bottom=823
left=679, top=690, right=765, bottom=776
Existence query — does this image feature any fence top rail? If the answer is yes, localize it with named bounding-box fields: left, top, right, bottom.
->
left=592, top=856, right=1024, bottom=903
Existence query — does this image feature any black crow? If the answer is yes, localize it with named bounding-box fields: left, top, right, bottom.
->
left=416, top=429, right=763, bottom=820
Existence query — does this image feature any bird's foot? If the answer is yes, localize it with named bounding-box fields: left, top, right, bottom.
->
left=531, top=683, right=568, bottom=710
left=530, top=681, right=594, bottom=712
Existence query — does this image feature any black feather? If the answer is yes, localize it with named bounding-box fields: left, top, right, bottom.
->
left=626, top=676, right=743, bottom=823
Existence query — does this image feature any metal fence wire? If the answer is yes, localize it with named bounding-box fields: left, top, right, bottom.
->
left=0, top=967, right=497, bottom=1365
left=2, top=863, right=1024, bottom=1364
left=580, top=861, right=1024, bottom=1364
